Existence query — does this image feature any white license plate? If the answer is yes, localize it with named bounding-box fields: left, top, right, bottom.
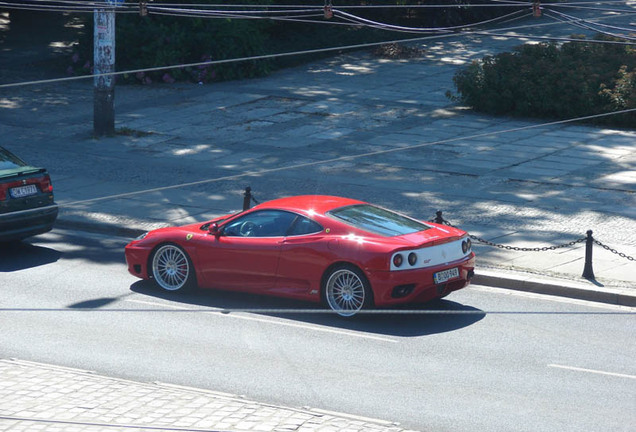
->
left=433, top=267, right=460, bottom=284
left=10, top=184, right=37, bottom=198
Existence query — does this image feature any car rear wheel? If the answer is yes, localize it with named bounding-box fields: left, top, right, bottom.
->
left=151, top=244, right=195, bottom=292
left=323, top=265, right=373, bottom=317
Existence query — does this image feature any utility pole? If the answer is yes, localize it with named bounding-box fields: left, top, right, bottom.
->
left=93, top=3, right=116, bottom=136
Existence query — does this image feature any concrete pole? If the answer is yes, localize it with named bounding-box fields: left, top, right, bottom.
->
left=93, top=7, right=115, bottom=136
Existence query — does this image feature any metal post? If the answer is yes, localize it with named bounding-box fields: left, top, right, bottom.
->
left=582, top=230, right=595, bottom=280
left=434, top=211, right=444, bottom=224
left=243, top=187, right=252, bottom=211
left=93, top=6, right=116, bottom=136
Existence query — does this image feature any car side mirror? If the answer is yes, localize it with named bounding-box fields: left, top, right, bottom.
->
left=208, top=223, right=221, bottom=236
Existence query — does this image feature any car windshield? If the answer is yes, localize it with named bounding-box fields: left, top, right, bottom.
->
left=0, top=147, right=27, bottom=171
left=328, top=204, right=430, bottom=237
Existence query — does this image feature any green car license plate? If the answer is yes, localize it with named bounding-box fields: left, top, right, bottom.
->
left=10, top=184, right=37, bottom=198
left=433, top=267, right=460, bottom=284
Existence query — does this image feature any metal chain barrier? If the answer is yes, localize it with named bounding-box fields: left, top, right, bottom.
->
left=429, top=211, right=634, bottom=272
left=594, top=239, right=636, bottom=262
left=467, top=234, right=586, bottom=252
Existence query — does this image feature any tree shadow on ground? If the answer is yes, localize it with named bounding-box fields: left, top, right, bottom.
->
left=130, top=280, right=485, bottom=337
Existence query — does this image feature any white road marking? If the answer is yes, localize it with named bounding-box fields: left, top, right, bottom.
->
left=124, top=299, right=397, bottom=343
left=216, top=312, right=398, bottom=343
left=548, top=364, right=636, bottom=380
left=126, top=299, right=197, bottom=310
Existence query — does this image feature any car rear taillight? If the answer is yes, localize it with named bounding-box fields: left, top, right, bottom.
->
left=38, top=175, right=53, bottom=193
left=0, top=184, right=7, bottom=201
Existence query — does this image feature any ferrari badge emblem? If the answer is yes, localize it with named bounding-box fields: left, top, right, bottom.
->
left=186, top=233, right=193, bottom=241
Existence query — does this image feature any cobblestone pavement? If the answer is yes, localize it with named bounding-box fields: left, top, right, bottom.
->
left=0, top=359, right=414, bottom=432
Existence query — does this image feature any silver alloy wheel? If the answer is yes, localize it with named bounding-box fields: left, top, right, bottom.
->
left=325, top=268, right=366, bottom=317
left=151, top=244, right=190, bottom=291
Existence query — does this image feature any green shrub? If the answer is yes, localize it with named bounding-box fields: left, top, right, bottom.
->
left=448, top=36, right=636, bottom=127
left=117, top=12, right=273, bottom=84
left=69, top=1, right=273, bottom=84
left=69, top=1, right=511, bottom=85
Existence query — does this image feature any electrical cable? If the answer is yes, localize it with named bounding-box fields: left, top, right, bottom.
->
left=0, top=32, right=459, bottom=90
left=548, top=8, right=636, bottom=35
left=2, top=4, right=635, bottom=91
left=333, top=8, right=529, bottom=33
left=473, top=29, right=636, bottom=44
left=544, top=9, right=636, bottom=41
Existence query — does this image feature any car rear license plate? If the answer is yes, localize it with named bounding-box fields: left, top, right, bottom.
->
left=10, top=184, right=37, bottom=198
left=433, top=267, right=460, bottom=284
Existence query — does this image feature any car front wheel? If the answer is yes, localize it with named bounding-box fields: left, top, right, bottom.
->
left=151, top=244, right=195, bottom=292
left=323, top=265, right=373, bottom=317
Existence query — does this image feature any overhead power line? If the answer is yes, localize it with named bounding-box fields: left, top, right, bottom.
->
left=2, top=5, right=636, bottom=90
left=545, top=8, right=636, bottom=41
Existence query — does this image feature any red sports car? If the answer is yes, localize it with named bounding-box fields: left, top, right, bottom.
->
left=125, top=195, right=475, bottom=316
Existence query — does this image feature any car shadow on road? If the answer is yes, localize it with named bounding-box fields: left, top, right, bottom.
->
left=0, top=241, right=61, bottom=272
left=130, top=281, right=485, bottom=337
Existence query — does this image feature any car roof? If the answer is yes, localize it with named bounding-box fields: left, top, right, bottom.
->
left=256, top=195, right=365, bottom=215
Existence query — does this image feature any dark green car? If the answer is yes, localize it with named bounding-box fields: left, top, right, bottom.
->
left=0, top=146, right=58, bottom=242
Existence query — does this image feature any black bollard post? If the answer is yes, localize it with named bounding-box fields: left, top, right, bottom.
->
left=582, top=230, right=595, bottom=280
left=434, top=211, right=444, bottom=225
left=243, top=187, right=252, bottom=211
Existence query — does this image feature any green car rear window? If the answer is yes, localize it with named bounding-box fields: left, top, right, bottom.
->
left=0, top=147, right=27, bottom=171
left=328, top=204, right=430, bottom=237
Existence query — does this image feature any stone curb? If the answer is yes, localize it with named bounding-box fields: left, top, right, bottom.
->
left=55, top=217, right=147, bottom=239
left=473, top=270, right=636, bottom=307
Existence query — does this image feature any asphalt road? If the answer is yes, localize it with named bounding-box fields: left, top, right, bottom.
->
left=1, top=229, right=634, bottom=432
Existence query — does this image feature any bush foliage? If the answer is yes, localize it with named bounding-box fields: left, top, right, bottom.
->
left=448, top=36, right=636, bottom=127
left=69, top=0, right=510, bottom=85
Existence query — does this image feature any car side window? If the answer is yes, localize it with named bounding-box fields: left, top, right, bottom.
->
left=223, top=210, right=297, bottom=237
left=288, top=216, right=323, bottom=236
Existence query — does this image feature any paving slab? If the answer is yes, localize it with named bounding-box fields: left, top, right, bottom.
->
left=0, top=359, right=415, bottom=432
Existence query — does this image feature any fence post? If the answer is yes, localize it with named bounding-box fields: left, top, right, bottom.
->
left=243, top=187, right=252, bottom=211
left=582, top=230, right=595, bottom=280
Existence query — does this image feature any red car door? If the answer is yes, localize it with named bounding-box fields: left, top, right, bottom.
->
left=275, top=215, right=330, bottom=299
left=196, top=210, right=296, bottom=292
left=198, top=235, right=281, bottom=292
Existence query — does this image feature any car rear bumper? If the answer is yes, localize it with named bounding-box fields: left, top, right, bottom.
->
left=367, top=253, right=476, bottom=306
left=0, top=204, right=58, bottom=241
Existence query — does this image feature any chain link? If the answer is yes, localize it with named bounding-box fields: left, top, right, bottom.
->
left=469, top=234, right=586, bottom=252
left=431, top=214, right=635, bottom=262
left=594, top=240, right=636, bottom=261
left=431, top=215, right=586, bottom=253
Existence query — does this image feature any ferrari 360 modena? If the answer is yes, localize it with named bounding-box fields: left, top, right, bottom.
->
left=125, top=195, right=475, bottom=316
